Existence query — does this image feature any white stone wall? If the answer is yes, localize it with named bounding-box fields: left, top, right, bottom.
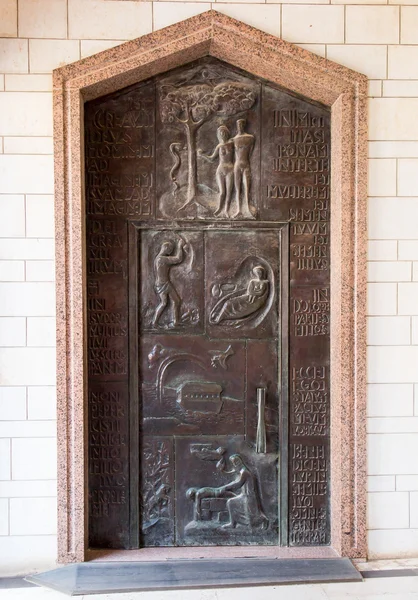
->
left=0, top=0, right=417, bottom=576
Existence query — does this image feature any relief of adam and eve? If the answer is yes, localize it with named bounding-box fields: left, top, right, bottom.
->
left=198, top=119, right=254, bottom=220
left=158, top=64, right=259, bottom=220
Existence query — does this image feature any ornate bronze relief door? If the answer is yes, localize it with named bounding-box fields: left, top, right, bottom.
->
left=85, top=57, right=331, bottom=550
left=136, top=224, right=285, bottom=546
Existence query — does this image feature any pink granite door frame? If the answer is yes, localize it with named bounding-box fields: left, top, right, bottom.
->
left=53, top=10, right=368, bottom=564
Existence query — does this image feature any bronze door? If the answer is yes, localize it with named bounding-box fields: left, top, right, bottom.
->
left=138, top=225, right=285, bottom=547
left=85, top=56, right=331, bottom=550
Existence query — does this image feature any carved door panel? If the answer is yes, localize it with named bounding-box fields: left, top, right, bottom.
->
left=138, top=226, right=284, bottom=546
left=85, top=56, right=331, bottom=550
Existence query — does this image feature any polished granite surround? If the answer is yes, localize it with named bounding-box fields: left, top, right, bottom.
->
left=53, top=10, right=368, bottom=564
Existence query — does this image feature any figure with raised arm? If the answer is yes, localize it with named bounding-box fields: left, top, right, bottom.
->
left=152, top=239, right=185, bottom=327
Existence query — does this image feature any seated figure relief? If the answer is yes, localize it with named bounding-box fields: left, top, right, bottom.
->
left=210, top=265, right=270, bottom=327
left=186, top=452, right=269, bottom=531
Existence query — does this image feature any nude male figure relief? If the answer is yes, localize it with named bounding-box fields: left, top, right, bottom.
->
left=152, top=238, right=185, bottom=327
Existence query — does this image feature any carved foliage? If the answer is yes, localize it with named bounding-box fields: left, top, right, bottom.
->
left=157, top=63, right=258, bottom=218
left=142, top=440, right=172, bottom=527
left=159, top=80, right=256, bottom=126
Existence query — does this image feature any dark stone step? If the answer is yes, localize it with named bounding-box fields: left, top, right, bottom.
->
left=26, top=557, right=362, bottom=595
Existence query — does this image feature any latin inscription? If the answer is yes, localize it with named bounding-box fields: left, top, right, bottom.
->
left=291, top=366, right=329, bottom=437
left=85, top=83, right=156, bottom=548
left=87, top=293, right=128, bottom=376
left=273, top=110, right=324, bottom=129
left=87, top=220, right=128, bottom=277
left=292, top=288, right=330, bottom=337
left=273, top=159, right=329, bottom=173
left=267, top=185, right=329, bottom=201
left=89, top=388, right=129, bottom=519
left=87, top=172, right=153, bottom=217
left=85, top=85, right=155, bottom=220
left=290, top=444, right=328, bottom=544
left=86, top=216, right=129, bottom=380
left=263, top=102, right=331, bottom=284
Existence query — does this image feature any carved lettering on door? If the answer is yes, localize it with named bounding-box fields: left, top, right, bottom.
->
left=85, top=57, right=331, bottom=549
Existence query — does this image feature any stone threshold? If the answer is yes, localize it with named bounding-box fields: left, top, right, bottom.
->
left=2, top=564, right=418, bottom=593
left=26, top=558, right=361, bottom=595
left=86, top=546, right=339, bottom=562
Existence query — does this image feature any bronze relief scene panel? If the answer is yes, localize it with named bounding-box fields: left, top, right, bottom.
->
left=84, top=57, right=331, bottom=550
left=156, top=62, right=260, bottom=221
left=138, top=224, right=282, bottom=546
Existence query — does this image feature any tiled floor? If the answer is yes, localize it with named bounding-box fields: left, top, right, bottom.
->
left=355, top=558, right=418, bottom=571
left=2, top=576, right=418, bottom=600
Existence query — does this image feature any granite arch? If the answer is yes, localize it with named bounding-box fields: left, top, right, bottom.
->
left=53, top=10, right=367, bottom=563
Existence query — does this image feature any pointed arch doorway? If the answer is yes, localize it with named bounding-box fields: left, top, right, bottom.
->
left=54, top=10, right=367, bottom=563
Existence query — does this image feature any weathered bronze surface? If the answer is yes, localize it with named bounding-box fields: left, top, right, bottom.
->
left=85, top=57, right=330, bottom=549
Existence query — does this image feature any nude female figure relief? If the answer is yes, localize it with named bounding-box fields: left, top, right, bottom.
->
left=198, top=125, right=234, bottom=218
left=209, top=265, right=270, bottom=327
left=198, top=119, right=255, bottom=219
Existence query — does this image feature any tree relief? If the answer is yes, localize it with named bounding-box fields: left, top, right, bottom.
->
left=158, top=65, right=258, bottom=220
left=141, top=440, right=172, bottom=531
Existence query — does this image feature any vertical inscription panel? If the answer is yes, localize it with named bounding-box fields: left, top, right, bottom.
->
left=86, top=81, right=155, bottom=220
left=88, top=382, right=129, bottom=548
left=260, top=84, right=331, bottom=545
left=85, top=80, right=156, bottom=548
left=260, top=84, right=330, bottom=287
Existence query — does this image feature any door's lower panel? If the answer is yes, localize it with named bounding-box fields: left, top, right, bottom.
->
left=135, top=224, right=286, bottom=547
